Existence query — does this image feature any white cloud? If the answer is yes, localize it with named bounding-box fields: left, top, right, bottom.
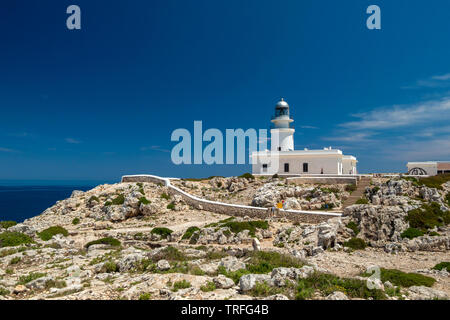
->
left=140, top=145, right=170, bottom=153
left=299, top=125, right=318, bottom=129
left=432, top=73, right=450, bottom=81
left=0, top=147, right=18, bottom=153
left=65, top=138, right=81, bottom=144
left=340, top=97, right=450, bottom=130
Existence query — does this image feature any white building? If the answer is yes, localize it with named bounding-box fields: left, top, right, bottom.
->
left=407, top=161, right=450, bottom=176
left=251, top=99, right=357, bottom=176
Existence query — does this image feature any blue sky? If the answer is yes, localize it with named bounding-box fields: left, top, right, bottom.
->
left=1, top=0, right=450, bottom=181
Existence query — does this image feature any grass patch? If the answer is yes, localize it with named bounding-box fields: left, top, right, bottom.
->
left=105, top=194, right=125, bottom=206
left=346, top=221, right=360, bottom=235
left=401, top=228, right=424, bottom=240
left=363, top=268, right=436, bottom=288
left=406, top=202, right=450, bottom=231
left=160, top=193, right=170, bottom=200
left=151, top=246, right=186, bottom=262
left=9, top=256, right=21, bottom=265
left=345, top=184, right=357, bottom=193
left=297, top=272, right=386, bottom=300
left=0, top=287, right=10, bottom=296
left=0, top=221, right=17, bottom=229
left=219, top=220, right=269, bottom=237
left=182, top=227, right=200, bottom=240
left=72, top=218, right=80, bottom=225
left=0, top=232, right=34, bottom=247
left=238, top=173, right=255, bottom=180
left=85, top=237, right=121, bottom=249
left=18, top=272, right=46, bottom=285
left=248, top=281, right=284, bottom=297
left=38, top=226, right=69, bottom=241
left=355, top=198, right=369, bottom=204
left=138, top=197, right=151, bottom=205
left=172, top=280, right=191, bottom=292
left=88, top=195, right=99, bottom=203
left=166, top=202, right=176, bottom=210
left=200, top=281, right=216, bottom=292
left=139, top=292, right=151, bottom=300
left=343, top=238, right=367, bottom=250
left=151, top=227, right=173, bottom=239
left=432, top=262, right=450, bottom=271
left=101, top=261, right=119, bottom=273
left=415, top=174, right=450, bottom=190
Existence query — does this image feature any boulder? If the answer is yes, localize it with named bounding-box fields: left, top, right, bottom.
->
left=213, top=275, right=235, bottom=289
left=408, top=286, right=448, bottom=300
left=157, top=259, right=171, bottom=271
left=252, top=238, right=261, bottom=251
left=219, top=256, right=246, bottom=272
left=239, top=274, right=273, bottom=291
left=326, top=291, right=349, bottom=300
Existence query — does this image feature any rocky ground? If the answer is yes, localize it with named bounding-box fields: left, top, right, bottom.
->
left=0, top=175, right=449, bottom=300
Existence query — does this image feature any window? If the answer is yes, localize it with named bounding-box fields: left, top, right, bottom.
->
left=303, top=163, right=308, bottom=173
left=278, top=147, right=281, bottom=151
left=262, top=164, right=268, bottom=173
left=284, top=163, right=289, bottom=172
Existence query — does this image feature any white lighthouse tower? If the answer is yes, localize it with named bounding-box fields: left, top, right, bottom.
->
left=270, top=98, right=295, bottom=151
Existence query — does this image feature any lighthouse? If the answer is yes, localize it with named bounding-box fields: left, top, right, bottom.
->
left=270, top=98, right=295, bottom=151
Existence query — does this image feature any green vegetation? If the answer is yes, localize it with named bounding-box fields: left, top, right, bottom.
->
left=238, top=173, right=255, bottom=180
left=363, top=268, right=435, bottom=288
left=432, top=262, right=450, bottom=271
left=320, top=203, right=335, bottom=210
left=345, top=184, right=357, bottom=193
left=355, top=198, right=369, bottom=204
left=207, top=219, right=268, bottom=237
left=0, top=232, right=34, bottom=248
left=85, top=237, right=121, bottom=249
left=401, top=228, right=424, bottom=240
left=414, top=174, right=450, bottom=190
left=296, top=272, right=386, bottom=300
left=346, top=221, right=360, bottom=236
left=104, top=194, right=125, bottom=206
left=45, top=279, right=67, bottom=290
left=272, top=174, right=279, bottom=179
left=160, top=193, right=170, bottom=200
left=183, top=176, right=224, bottom=182
left=248, top=281, right=284, bottom=297
left=137, top=182, right=145, bottom=195
left=101, top=261, right=119, bottom=273
left=320, top=187, right=340, bottom=194
left=72, top=218, right=80, bottom=225
left=151, top=227, right=173, bottom=239
left=18, top=272, right=46, bottom=285
left=151, top=246, right=186, bottom=262
left=172, top=280, right=191, bottom=292
left=138, top=197, right=151, bottom=205
left=343, top=238, right=367, bottom=250
left=38, top=226, right=69, bottom=241
left=0, top=221, right=17, bottom=229
left=446, top=193, right=450, bottom=207
left=219, top=251, right=304, bottom=284
left=406, top=202, right=450, bottom=231
left=9, top=256, right=21, bottom=265
left=166, top=202, right=176, bottom=210
left=200, top=281, right=216, bottom=292
left=0, top=287, right=9, bottom=296
left=88, top=195, right=99, bottom=203
left=181, top=226, right=200, bottom=240
left=139, top=293, right=151, bottom=300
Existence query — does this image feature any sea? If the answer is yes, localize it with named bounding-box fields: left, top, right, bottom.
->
left=0, top=180, right=114, bottom=222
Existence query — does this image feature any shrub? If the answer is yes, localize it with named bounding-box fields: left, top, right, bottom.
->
left=432, top=262, right=450, bottom=271
left=272, top=174, right=279, bottom=179
left=415, top=174, right=450, bottom=190
left=370, top=268, right=436, bottom=288
left=18, top=272, right=46, bottom=284
left=182, top=227, right=200, bottom=240
left=0, top=221, right=17, bottom=229
left=221, top=220, right=269, bottom=237
left=151, top=246, right=186, bottom=262
left=346, top=221, right=360, bottom=236
left=248, top=281, right=282, bottom=297
left=345, top=184, right=357, bottom=193
left=297, top=272, right=386, bottom=300
left=9, top=256, right=21, bottom=265
left=172, top=280, right=191, bottom=292
left=151, top=227, right=173, bottom=239
left=138, top=197, right=151, bottom=205
left=88, top=196, right=99, bottom=203
left=102, top=261, right=119, bottom=273
left=0, top=232, right=34, bottom=247
left=406, top=202, right=450, bottom=231
left=355, top=198, right=369, bottom=204
left=446, top=193, right=450, bottom=207
left=200, top=281, right=216, bottom=292
left=343, top=238, right=367, bottom=250
left=85, top=237, right=121, bottom=248
left=0, top=287, right=9, bottom=296
left=72, top=218, right=80, bottom=225
left=38, top=226, right=69, bottom=241
left=428, top=231, right=440, bottom=236
left=166, top=202, right=175, bottom=210
left=239, top=173, right=255, bottom=180
left=160, top=193, right=170, bottom=200
left=139, top=293, right=151, bottom=300
left=218, top=266, right=250, bottom=284
left=320, top=203, right=335, bottom=210
left=401, top=228, right=424, bottom=240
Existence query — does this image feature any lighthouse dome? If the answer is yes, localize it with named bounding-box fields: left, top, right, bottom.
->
left=276, top=98, right=289, bottom=109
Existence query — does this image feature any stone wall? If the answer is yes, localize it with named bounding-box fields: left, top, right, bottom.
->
left=121, top=174, right=341, bottom=224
